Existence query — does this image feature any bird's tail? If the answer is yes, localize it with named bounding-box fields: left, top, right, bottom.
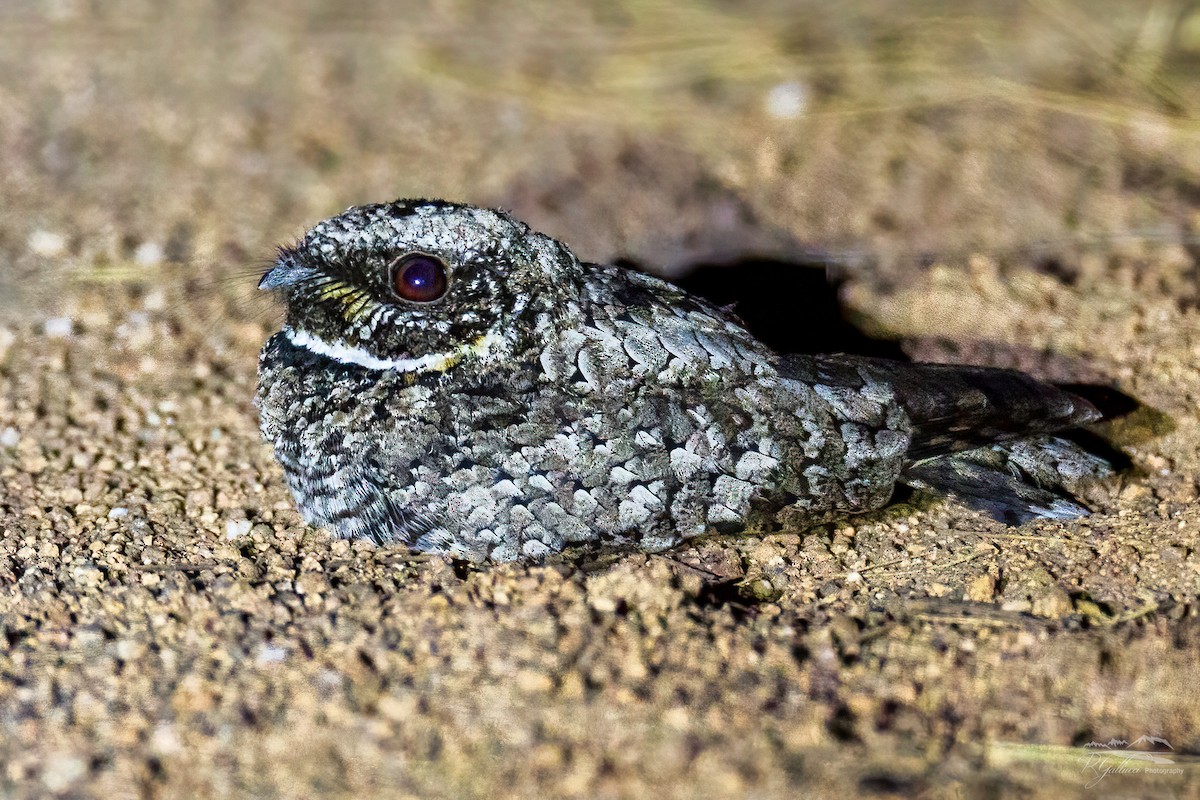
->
left=844, top=357, right=1117, bottom=523
left=899, top=435, right=1114, bottom=523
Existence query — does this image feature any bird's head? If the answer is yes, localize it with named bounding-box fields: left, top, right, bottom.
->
left=261, top=199, right=584, bottom=373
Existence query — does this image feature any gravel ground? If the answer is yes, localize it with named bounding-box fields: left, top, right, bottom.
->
left=2, top=2, right=1200, bottom=798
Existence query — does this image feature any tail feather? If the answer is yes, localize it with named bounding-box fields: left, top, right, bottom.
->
left=901, top=435, right=1114, bottom=524
left=851, top=358, right=1101, bottom=463
left=785, top=354, right=1118, bottom=524
left=877, top=360, right=1116, bottom=523
left=782, top=352, right=1118, bottom=522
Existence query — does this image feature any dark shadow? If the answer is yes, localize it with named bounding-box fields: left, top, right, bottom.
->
left=1057, top=383, right=1141, bottom=420
left=659, top=256, right=1149, bottom=429
left=623, top=257, right=908, bottom=359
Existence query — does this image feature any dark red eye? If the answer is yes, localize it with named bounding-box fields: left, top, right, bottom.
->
left=390, top=254, right=449, bottom=303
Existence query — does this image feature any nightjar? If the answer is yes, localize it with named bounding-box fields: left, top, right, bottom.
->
left=256, top=199, right=1112, bottom=562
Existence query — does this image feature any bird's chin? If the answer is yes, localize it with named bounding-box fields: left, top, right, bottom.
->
left=284, top=326, right=502, bottom=375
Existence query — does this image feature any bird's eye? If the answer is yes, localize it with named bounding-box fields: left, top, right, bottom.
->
left=390, top=254, right=449, bottom=303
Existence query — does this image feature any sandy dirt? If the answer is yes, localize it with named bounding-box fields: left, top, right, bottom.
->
left=1, top=2, right=1199, bottom=797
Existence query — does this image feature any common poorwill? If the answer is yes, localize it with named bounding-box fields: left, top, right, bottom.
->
left=256, top=199, right=1112, bottom=562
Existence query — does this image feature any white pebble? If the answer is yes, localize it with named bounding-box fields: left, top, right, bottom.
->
left=225, top=519, right=253, bottom=539
left=150, top=723, right=183, bottom=756
left=43, top=317, right=74, bottom=338
left=256, top=644, right=288, bottom=665
left=0, top=427, right=18, bottom=448
left=133, top=241, right=164, bottom=266
left=142, top=289, right=167, bottom=311
left=27, top=229, right=67, bottom=257
left=107, top=507, right=129, bottom=519
left=40, top=753, right=85, bottom=793
left=765, top=81, right=808, bottom=119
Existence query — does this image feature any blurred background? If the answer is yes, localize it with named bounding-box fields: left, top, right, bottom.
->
left=2, top=3, right=1200, bottom=797
left=3, top=0, right=1200, bottom=312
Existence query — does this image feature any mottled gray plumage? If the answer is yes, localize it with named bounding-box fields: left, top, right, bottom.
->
left=255, top=199, right=1111, bottom=562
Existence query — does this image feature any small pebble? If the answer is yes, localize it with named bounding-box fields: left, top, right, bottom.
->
left=133, top=241, right=164, bottom=266
left=43, top=317, right=74, bottom=338
left=150, top=723, right=183, bottom=756
left=142, top=289, right=167, bottom=311
left=256, top=644, right=288, bottom=665
left=41, top=752, right=85, bottom=793
left=765, top=81, right=808, bottom=119
left=27, top=229, right=66, bottom=257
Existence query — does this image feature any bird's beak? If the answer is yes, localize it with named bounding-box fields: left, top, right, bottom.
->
left=259, top=261, right=317, bottom=290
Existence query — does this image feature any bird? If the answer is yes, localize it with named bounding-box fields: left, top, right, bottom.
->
left=255, top=198, right=1114, bottom=562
